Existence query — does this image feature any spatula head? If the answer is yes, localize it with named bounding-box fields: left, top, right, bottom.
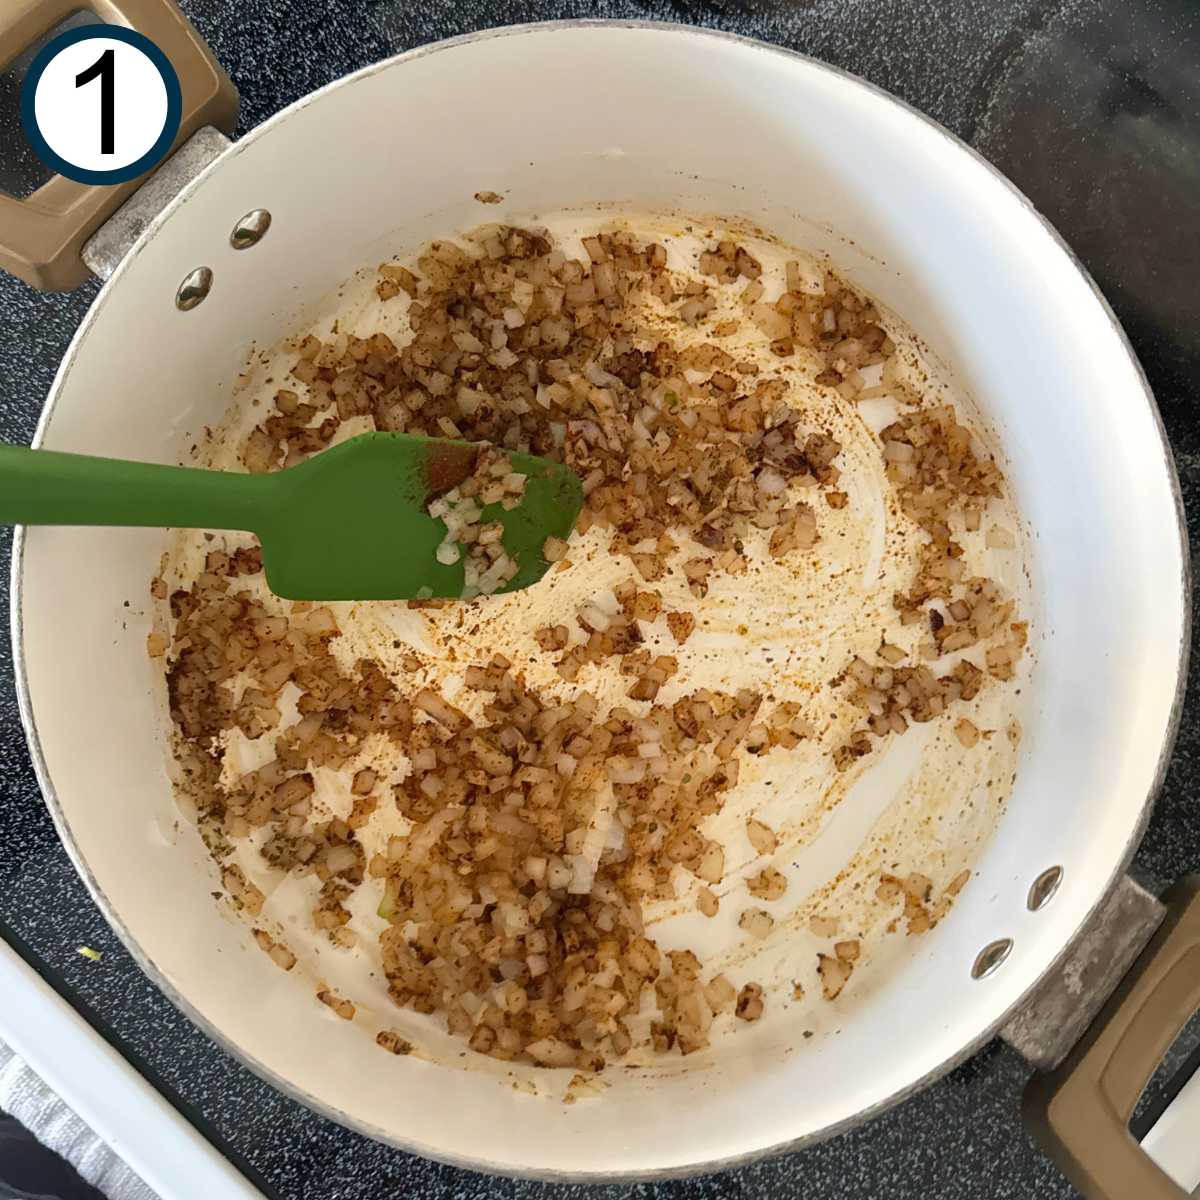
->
left=256, top=433, right=582, bottom=601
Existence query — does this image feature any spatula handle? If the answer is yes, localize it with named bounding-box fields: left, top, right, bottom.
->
left=0, top=444, right=269, bottom=532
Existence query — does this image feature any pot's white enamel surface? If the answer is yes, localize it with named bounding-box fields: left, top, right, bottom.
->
left=13, top=23, right=1186, bottom=1179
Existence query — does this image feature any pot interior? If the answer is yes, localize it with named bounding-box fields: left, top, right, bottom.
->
left=15, top=24, right=1186, bottom=1176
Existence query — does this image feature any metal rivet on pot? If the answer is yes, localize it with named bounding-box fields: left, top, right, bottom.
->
left=1027, top=866, right=1064, bottom=912
left=230, top=209, right=272, bottom=250
left=176, top=267, right=213, bottom=311
left=971, top=938, right=1013, bottom=980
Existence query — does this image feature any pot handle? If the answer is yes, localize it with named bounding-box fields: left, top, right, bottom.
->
left=0, top=0, right=237, bottom=291
left=1025, top=877, right=1200, bottom=1200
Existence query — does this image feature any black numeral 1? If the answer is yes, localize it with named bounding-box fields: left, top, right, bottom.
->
left=75, top=48, right=115, bottom=155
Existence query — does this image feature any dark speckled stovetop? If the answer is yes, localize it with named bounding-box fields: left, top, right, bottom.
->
left=1, top=2, right=1198, bottom=1198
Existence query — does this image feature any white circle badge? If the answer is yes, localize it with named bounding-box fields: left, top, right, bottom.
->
left=21, top=26, right=182, bottom=186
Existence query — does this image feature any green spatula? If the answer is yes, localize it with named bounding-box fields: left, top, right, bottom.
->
left=0, top=433, right=582, bottom=601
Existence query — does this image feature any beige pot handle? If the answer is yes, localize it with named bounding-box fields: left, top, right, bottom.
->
left=1025, top=877, right=1200, bottom=1200
left=0, top=0, right=237, bottom=290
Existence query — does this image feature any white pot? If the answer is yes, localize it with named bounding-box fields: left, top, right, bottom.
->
left=10, top=20, right=1189, bottom=1184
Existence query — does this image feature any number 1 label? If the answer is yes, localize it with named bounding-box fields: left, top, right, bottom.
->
left=75, top=47, right=115, bottom=156
left=21, top=26, right=181, bottom=186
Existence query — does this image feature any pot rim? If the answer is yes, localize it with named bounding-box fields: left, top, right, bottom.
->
left=10, top=17, right=1192, bottom=1183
